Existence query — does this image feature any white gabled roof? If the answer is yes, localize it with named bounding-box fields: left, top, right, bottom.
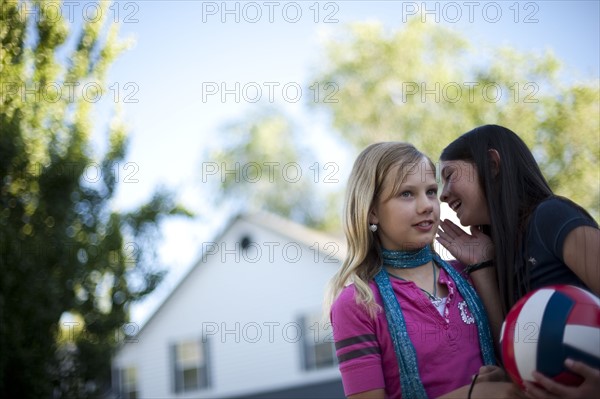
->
left=238, top=212, right=347, bottom=261
left=117, top=211, right=346, bottom=348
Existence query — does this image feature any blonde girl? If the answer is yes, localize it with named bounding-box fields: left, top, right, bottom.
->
left=326, top=142, right=519, bottom=399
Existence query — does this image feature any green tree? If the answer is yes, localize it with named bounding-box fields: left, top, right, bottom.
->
left=0, top=1, right=189, bottom=397
left=312, top=19, right=599, bottom=219
left=205, top=109, right=343, bottom=232
left=209, top=19, right=598, bottom=229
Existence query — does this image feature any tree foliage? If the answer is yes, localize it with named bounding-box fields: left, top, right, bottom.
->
left=0, top=1, right=189, bottom=397
left=206, top=110, right=342, bottom=232
left=213, top=19, right=599, bottom=226
left=311, top=19, right=599, bottom=219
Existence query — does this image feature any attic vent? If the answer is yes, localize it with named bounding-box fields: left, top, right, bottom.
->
left=240, top=235, right=252, bottom=250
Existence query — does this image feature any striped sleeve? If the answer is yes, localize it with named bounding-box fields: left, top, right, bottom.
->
left=330, top=287, right=385, bottom=396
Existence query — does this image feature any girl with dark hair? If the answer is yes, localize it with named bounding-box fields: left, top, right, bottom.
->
left=436, top=124, right=600, bottom=399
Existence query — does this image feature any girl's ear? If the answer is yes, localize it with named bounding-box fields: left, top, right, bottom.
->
left=488, top=149, right=501, bottom=177
left=368, top=207, right=379, bottom=225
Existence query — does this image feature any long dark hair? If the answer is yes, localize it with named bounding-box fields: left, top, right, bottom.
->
left=440, top=125, right=553, bottom=313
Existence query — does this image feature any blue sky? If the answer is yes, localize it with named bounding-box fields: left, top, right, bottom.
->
left=78, top=0, right=600, bottom=324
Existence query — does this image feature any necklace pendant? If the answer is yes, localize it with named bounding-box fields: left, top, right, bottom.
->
left=430, top=296, right=443, bottom=307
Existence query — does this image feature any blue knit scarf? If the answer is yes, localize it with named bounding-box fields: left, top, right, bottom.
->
left=374, top=246, right=496, bottom=399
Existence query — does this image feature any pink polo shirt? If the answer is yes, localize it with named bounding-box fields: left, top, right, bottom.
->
left=330, top=265, right=484, bottom=398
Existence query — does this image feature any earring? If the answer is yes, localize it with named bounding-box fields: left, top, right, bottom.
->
left=369, top=224, right=378, bottom=232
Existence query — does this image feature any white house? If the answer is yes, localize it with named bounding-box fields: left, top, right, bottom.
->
left=111, top=212, right=347, bottom=398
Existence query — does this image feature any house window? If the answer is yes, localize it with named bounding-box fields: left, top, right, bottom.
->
left=171, top=339, right=209, bottom=393
left=115, top=366, right=138, bottom=399
left=300, top=313, right=337, bottom=370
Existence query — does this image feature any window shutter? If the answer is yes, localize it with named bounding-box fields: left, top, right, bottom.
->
left=170, top=343, right=180, bottom=393
left=112, top=367, right=121, bottom=398
left=297, top=315, right=311, bottom=370
left=202, top=337, right=211, bottom=388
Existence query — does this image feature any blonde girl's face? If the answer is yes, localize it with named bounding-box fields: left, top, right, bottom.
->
left=369, top=158, right=440, bottom=250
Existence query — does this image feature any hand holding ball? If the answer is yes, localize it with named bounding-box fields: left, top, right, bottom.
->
left=500, top=285, right=600, bottom=388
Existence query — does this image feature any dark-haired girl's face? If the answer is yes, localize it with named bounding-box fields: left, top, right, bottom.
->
left=439, top=160, right=490, bottom=226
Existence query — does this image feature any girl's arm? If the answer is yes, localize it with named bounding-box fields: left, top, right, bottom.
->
left=562, top=226, right=600, bottom=296
left=523, top=227, right=600, bottom=399
left=331, top=287, right=387, bottom=399
left=467, top=265, right=504, bottom=350
left=437, top=220, right=504, bottom=346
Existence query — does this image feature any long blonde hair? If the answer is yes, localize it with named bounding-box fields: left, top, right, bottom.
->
left=325, top=142, right=435, bottom=317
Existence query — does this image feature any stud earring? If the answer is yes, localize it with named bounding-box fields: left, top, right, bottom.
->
left=369, top=224, right=378, bottom=232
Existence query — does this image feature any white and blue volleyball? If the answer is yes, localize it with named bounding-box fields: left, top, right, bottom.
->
left=501, top=285, right=600, bottom=388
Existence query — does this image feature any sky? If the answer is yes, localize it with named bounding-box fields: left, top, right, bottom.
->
left=66, top=0, right=600, bottom=325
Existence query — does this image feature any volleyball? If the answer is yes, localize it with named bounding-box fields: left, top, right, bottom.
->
left=500, top=285, right=600, bottom=388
